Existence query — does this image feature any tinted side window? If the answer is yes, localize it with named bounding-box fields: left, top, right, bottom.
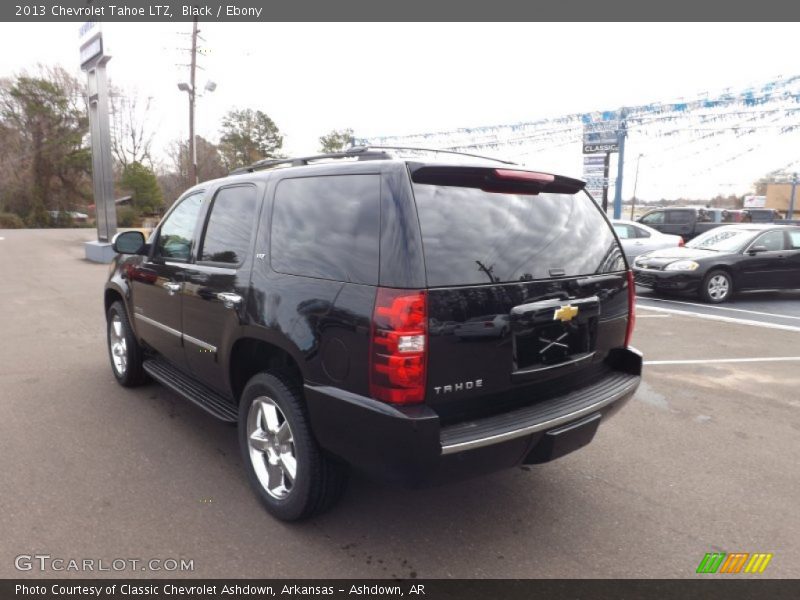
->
left=156, top=192, right=204, bottom=260
left=631, top=225, right=651, bottom=238
left=200, top=185, right=258, bottom=264
left=271, top=175, right=381, bottom=284
left=753, top=230, right=786, bottom=252
left=641, top=211, right=664, bottom=225
left=668, top=210, right=694, bottom=224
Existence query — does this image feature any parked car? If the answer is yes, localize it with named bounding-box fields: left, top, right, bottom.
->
left=636, top=207, right=737, bottom=240
left=105, top=146, right=641, bottom=521
left=454, top=314, right=510, bottom=339
left=741, top=208, right=783, bottom=223
left=612, top=219, right=684, bottom=261
left=632, top=224, right=800, bottom=302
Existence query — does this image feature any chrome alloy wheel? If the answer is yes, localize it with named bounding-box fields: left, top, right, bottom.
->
left=109, top=315, right=128, bottom=376
left=247, top=397, right=296, bottom=499
left=707, top=274, right=730, bottom=301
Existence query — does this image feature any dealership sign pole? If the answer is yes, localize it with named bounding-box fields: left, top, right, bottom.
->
left=612, top=111, right=627, bottom=220
left=582, top=118, right=620, bottom=215
left=80, top=21, right=117, bottom=263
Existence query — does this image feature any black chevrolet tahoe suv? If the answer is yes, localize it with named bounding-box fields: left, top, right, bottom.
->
left=105, top=146, right=642, bottom=521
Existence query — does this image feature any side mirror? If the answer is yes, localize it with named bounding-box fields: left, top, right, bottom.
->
left=748, top=245, right=768, bottom=255
left=112, top=231, right=147, bottom=255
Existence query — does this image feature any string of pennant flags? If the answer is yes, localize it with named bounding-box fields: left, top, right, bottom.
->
left=365, top=74, right=800, bottom=198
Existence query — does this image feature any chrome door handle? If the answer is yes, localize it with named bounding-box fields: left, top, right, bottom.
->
left=162, top=282, right=181, bottom=295
left=217, top=292, right=243, bottom=309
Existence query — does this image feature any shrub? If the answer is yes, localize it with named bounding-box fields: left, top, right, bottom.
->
left=25, top=205, right=51, bottom=228
left=0, top=212, right=25, bottom=228
left=116, top=206, right=139, bottom=228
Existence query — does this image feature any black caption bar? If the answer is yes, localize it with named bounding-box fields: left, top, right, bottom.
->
left=3, top=580, right=800, bottom=600
left=3, top=0, right=800, bottom=21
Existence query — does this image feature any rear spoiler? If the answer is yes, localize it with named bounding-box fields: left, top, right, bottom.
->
left=408, top=164, right=586, bottom=195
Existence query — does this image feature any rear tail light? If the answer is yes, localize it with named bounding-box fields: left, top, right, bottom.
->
left=369, top=288, right=427, bottom=405
left=678, top=237, right=685, bottom=247
left=625, top=269, right=636, bottom=347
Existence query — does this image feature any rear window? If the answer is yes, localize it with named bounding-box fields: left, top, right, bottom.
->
left=412, top=185, right=624, bottom=287
left=270, top=174, right=381, bottom=285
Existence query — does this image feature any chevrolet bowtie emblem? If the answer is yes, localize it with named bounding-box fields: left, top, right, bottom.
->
left=553, top=304, right=579, bottom=322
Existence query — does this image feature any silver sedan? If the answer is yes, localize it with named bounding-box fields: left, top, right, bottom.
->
left=612, top=219, right=684, bottom=261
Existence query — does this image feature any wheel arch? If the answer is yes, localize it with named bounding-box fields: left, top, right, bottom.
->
left=229, top=334, right=306, bottom=404
left=705, top=264, right=737, bottom=285
left=104, top=286, right=125, bottom=315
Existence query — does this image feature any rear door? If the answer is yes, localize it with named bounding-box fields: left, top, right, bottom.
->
left=181, top=183, right=261, bottom=394
left=129, top=191, right=205, bottom=370
left=663, top=209, right=696, bottom=238
left=409, top=165, right=629, bottom=423
left=628, top=223, right=667, bottom=257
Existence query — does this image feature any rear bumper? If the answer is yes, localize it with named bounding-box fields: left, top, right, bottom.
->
left=305, top=347, right=642, bottom=486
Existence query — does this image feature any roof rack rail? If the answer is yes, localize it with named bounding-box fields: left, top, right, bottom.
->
left=227, top=144, right=516, bottom=176
left=228, top=148, right=392, bottom=175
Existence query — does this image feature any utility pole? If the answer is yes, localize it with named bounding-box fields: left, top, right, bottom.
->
left=189, top=16, right=198, bottom=186
left=789, top=173, right=798, bottom=220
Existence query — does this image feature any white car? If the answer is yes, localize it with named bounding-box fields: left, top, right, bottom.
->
left=612, top=219, right=684, bottom=261
left=454, top=314, right=510, bottom=339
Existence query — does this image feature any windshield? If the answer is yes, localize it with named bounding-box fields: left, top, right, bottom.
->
left=686, top=227, right=756, bottom=252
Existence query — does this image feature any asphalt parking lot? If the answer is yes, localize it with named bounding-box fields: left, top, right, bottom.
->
left=1, top=229, right=798, bottom=579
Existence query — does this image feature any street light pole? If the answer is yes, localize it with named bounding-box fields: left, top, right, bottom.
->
left=189, top=17, right=198, bottom=186
left=630, top=153, right=643, bottom=220
left=789, top=172, right=798, bottom=220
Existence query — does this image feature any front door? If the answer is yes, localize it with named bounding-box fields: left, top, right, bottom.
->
left=129, top=191, right=205, bottom=370
left=785, top=229, right=800, bottom=288
left=182, top=184, right=261, bottom=394
left=738, top=229, right=789, bottom=290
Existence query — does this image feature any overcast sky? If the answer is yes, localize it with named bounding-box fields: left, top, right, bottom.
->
left=1, top=22, right=799, bottom=199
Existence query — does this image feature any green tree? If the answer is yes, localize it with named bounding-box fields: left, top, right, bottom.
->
left=218, top=108, right=283, bottom=170
left=319, top=128, right=354, bottom=153
left=0, top=66, right=90, bottom=225
left=120, top=161, right=163, bottom=214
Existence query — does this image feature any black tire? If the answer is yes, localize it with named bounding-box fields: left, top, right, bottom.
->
left=106, top=300, right=148, bottom=386
left=700, top=269, right=733, bottom=303
left=238, top=371, right=348, bottom=521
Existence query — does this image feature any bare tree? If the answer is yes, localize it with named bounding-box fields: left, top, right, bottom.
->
left=161, top=136, right=226, bottom=204
left=110, top=87, right=155, bottom=170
